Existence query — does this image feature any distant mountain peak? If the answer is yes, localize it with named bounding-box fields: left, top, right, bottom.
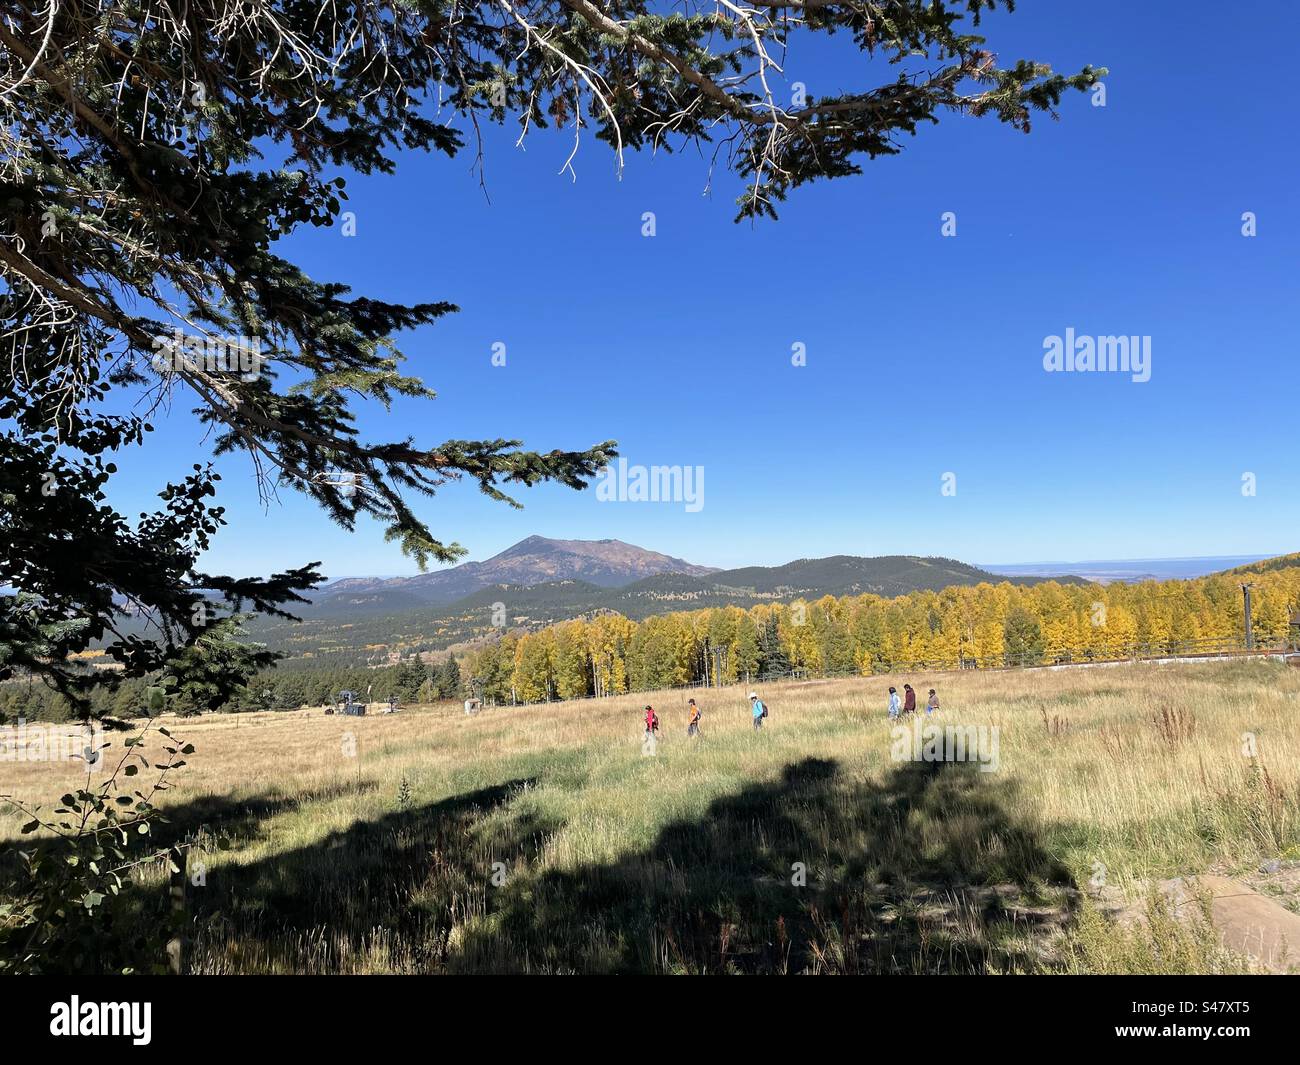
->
left=319, top=536, right=717, bottom=605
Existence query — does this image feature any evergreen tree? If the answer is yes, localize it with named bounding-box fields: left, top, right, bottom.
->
left=161, top=617, right=277, bottom=714
left=394, top=656, right=429, bottom=701
left=439, top=656, right=463, bottom=699
left=1003, top=607, right=1045, bottom=667
left=757, top=618, right=791, bottom=680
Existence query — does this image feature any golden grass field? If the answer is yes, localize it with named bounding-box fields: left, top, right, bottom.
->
left=3, top=658, right=1299, bottom=973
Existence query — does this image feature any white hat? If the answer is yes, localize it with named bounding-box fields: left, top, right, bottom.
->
left=748, top=691, right=758, bottom=699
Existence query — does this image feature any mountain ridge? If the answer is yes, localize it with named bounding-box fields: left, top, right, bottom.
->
left=247, top=544, right=1090, bottom=661
left=277, top=541, right=1068, bottom=644
left=319, top=535, right=718, bottom=605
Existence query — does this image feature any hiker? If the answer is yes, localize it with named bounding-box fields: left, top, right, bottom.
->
left=644, top=704, right=660, bottom=736
left=902, top=683, right=917, bottom=716
left=887, top=686, right=901, bottom=720
left=749, top=691, right=767, bottom=731
left=926, top=688, right=940, bottom=716
left=687, top=698, right=701, bottom=737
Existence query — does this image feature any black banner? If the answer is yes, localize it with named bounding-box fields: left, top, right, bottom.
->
left=0, top=975, right=1290, bottom=1052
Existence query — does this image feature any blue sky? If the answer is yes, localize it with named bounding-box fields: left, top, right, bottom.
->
left=113, top=0, right=1299, bottom=578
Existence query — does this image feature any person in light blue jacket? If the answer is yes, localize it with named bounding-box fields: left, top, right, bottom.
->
left=749, top=691, right=767, bottom=730
left=887, top=686, right=901, bottom=720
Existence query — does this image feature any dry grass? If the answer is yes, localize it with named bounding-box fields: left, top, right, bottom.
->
left=2, top=659, right=1298, bottom=973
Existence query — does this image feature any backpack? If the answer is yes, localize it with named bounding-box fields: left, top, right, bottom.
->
left=761, top=703, right=769, bottom=718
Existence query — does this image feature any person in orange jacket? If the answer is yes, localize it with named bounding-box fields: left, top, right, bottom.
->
left=687, top=698, right=701, bottom=737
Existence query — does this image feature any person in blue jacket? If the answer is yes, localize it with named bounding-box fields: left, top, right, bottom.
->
left=887, top=686, right=902, bottom=720
left=749, top=691, right=767, bottom=730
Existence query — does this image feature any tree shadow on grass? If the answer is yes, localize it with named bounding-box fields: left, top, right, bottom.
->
left=140, top=777, right=551, bottom=973
left=101, top=756, right=1074, bottom=973
left=454, top=757, right=1076, bottom=974
left=151, top=779, right=380, bottom=851
left=0, top=780, right=392, bottom=974
left=0, top=781, right=375, bottom=897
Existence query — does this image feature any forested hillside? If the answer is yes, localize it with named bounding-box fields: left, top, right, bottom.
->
left=240, top=552, right=1059, bottom=659
left=465, top=560, right=1300, bottom=703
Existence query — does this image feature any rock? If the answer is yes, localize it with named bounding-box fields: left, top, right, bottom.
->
left=1259, top=859, right=1282, bottom=875
left=1175, top=875, right=1300, bottom=973
left=1109, top=875, right=1300, bottom=973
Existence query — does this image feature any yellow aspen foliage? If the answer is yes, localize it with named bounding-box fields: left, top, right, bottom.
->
left=460, top=559, right=1300, bottom=700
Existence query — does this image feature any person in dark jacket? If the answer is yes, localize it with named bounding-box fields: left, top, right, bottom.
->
left=902, top=684, right=917, bottom=715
